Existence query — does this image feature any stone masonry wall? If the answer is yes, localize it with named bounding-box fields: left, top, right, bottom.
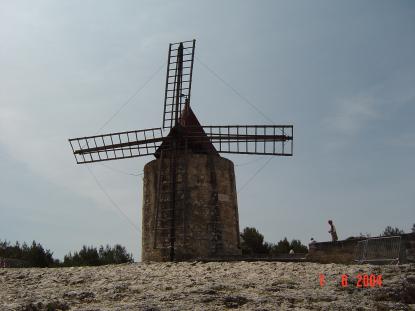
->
left=142, top=152, right=241, bottom=261
left=306, top=238, right=365, bottom=264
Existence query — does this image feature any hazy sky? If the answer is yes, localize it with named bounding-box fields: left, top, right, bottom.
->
left=1, top=1, right=414, bottom=261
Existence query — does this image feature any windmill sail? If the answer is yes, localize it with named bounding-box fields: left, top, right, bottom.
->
left=162, top=40, right=196, bottom=129
left=187, top=125, right=293, bottom=156
left=69, top=128, right=164, bottom=164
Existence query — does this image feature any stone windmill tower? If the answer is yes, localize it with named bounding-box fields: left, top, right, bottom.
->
left=69, top=39, right=293, bottom=261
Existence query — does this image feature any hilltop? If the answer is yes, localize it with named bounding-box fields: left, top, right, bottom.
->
left=1, top=261, right=414, bottom=310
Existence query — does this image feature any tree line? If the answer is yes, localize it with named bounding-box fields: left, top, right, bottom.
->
left=240, top=223, right=415, bottom=256
left=2, top=224, right=413, bottom=266
left=63, top=245, right=133, bottom=267
left=0, top=240, right=133, bottom=268
left=240, top=227, right=308, bottom=256
left=357, top=224, right=413, bottom=238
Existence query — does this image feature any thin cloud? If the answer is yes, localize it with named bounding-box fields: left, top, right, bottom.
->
left=328, top=94, right=380, bottom=135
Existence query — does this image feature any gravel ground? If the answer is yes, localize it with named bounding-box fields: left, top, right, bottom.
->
left=1, top=261, right=414, bottom=310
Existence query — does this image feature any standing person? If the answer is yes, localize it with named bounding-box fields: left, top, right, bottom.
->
left=328, top=220, right=338, bottom=242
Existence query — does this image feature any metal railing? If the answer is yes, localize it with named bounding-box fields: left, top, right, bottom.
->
left=354, top=236, right=401, bottom=264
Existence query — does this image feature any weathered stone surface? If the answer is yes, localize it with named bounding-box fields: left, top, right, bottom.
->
left=142, top=153, right=241, bottom=261
left=1, top=262, right=414, bottom=310
left=307, top=238, right=365, bottom=264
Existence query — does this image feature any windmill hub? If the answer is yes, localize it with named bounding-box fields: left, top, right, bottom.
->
left=69, top=39, right=293, bottom=262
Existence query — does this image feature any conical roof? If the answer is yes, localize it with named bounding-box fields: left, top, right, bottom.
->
left=155, top=103, right=218, bottom=157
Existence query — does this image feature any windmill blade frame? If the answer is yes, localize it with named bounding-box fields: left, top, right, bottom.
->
left=162, top=39, right=196, bottom=129
left=184, top=125, right=293, bottom=156
left=69, top=127, right=164, bottom=164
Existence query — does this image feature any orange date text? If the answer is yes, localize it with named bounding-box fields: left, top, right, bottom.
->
left=319, top=273, right=382, bottom=288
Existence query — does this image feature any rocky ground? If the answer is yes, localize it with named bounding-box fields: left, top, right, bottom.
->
left=1, top=261, right=414, bottom=311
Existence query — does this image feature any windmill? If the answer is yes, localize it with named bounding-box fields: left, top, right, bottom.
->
left=69, top=39, right=293, bottom=261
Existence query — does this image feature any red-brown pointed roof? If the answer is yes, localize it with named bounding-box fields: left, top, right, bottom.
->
left=154, top=102, right=218, bottom=157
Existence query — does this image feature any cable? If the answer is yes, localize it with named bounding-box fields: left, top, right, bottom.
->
left=86, top=166, right=141, bottom=233
left=235, top=157, right=265, bottom=167
left=77, top=62, right=164, bottom=237
left=196, top=56, right=276, bottom=124
left=78, top=62, right=164, bottom=150
left=237, top=156, right=273, bottom=194
left=196, top=56, right=281, bottom=194
left=99, top=163, right=143, bottom=177
left=95, top=62, right=165, bottom=134
left=83, top=63, right=164, bottom=179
